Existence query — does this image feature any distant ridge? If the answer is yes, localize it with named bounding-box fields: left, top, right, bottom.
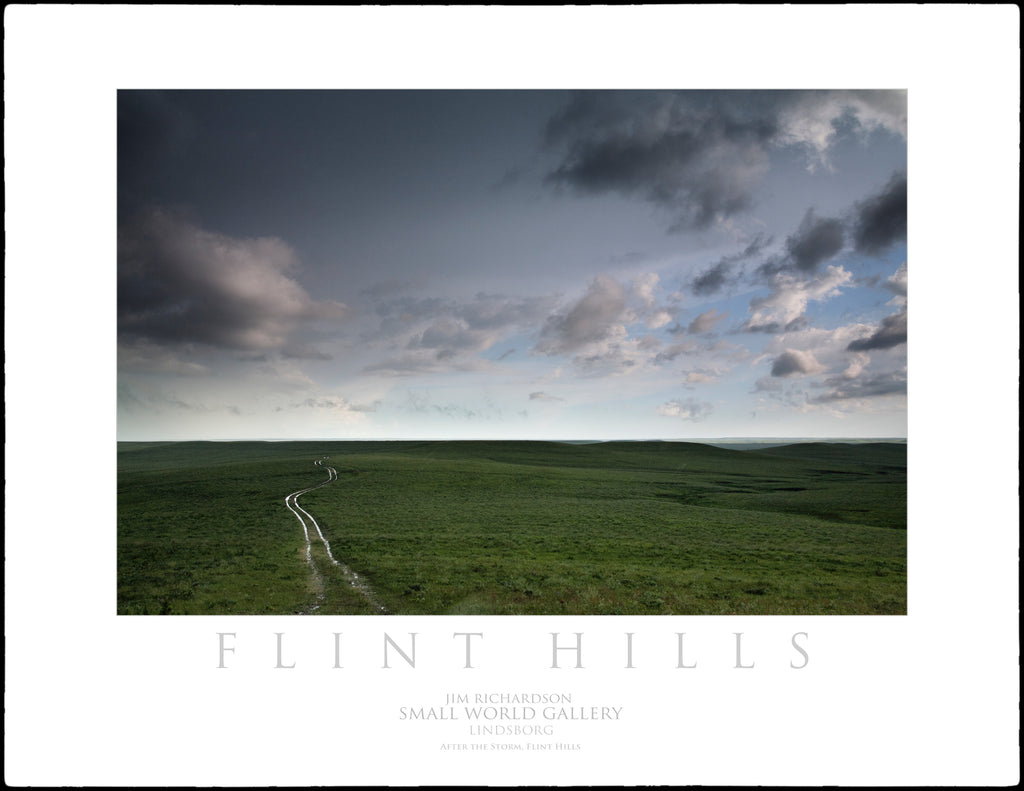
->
left=120, top=437, right=908, bottom=446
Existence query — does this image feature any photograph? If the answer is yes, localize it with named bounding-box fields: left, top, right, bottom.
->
left=117, top=88, right=909, bottom=618
left=7, top=6, right=1018, bottom=788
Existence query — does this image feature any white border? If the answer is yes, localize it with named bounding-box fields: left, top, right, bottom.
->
left=5, top=6, right=1019, bottom=786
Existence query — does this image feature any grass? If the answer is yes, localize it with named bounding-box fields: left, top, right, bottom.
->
left=117, top=440, right=906, bottom=615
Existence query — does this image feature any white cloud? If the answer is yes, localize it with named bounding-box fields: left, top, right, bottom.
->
left=647, top=309, right=674, bottom=329
left=744, top=265, right=852, bottom=331
left=886, top=261, right=908, bottom=305
left=630, top=272, right=660, bottom=307
left=778, top=90, right=907, bottom=169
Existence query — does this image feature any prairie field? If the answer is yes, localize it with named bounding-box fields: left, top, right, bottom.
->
left=117, top=440, right=906, bottom=615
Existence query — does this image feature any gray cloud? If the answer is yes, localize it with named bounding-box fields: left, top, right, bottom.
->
left=571, top=347, right=641, bottom=377
left=368, top=292, right=558, bottom=375
left=691, top=261, right=734, bottom=297
left=118, top=381, right=236, bottom=415
left=853, top=172, right=907, bottom=255
left=657, top=397, right=713, bottom=421
left=743, top=317, right=809, bottom=335
left=363, top=353, right=492, bottom=377
left=118, top=209, right=346, bottom=352
left=846, top=307, right=907, bottom=351
left=376, top=293, right=555, bottom=343
left=544, top=91, right=905, bottom=233
left=771, top=349, right=825, bottom=377
left=785, top=210, right=845, bottom=272
left=458, top=293, right=557, bottom=331
left=654, top=341, right=698, bottom=365
left=405, top=390, right=488, bottom=420
left=757, top=210, right=844, bottom=279
left=691, top=234, right=772, bottom=296
left=753, top=376, right=783, bottom=393
left=811, top=370, right=907, bottom=402
left=529, top=391, right=564, bottom=402
left=409, top=317, right=488, bottom=353
left=536, top=275, right=628, bottom=355
left=687, top=308, right=727, bottom=335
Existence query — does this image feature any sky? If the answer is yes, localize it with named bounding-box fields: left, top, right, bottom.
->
left=117, top=89, right=908, bottom=441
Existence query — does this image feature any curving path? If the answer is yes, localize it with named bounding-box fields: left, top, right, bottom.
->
left=285, top=458, right=388, bottom=614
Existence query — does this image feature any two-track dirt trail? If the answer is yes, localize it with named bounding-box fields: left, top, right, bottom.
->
left=285, top=458, right=388, bottom=614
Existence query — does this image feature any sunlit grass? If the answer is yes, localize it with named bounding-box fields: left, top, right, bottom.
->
left=118, top=440, right=906, bottom=615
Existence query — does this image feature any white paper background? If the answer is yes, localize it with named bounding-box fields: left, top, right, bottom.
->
left=5, top=5, right=1019, bottom=787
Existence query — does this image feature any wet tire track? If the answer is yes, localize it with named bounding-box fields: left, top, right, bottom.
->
left=285, top=457, right=388, bottom=614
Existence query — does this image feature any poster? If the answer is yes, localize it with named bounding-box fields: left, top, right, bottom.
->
left=5, top=6, right=1019, bottom=786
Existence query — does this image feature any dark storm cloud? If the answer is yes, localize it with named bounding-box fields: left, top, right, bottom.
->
left=544, top=91, right=905, bottom=233
left=117, top=91, right=196, bottom=213
left=118, top=209, right=346, bottom=352
left=846, top=307, right=907, bottom=351
left=853, top=172, right=907, bottom=255
left=755, top=174, right=904, bottom=281
left=756, top=210, right=845, bottom=279
left=785, top=210, right=845, bottom=272
left=544, top=92, right=776, bottom=230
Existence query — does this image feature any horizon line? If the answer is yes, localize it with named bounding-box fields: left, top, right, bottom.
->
left=116, top=436, right=909, bottom=444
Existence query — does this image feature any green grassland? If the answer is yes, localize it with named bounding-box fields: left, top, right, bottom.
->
left=117, top=440, right=906, bottom=615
